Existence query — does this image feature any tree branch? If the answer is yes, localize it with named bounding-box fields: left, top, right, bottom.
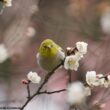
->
left=38, top=89, right=66, bottom=95
left=20, top=62, right=63, bottom=110
left=27, top=81, right=31, bottom=99
left=68, top=70, right=72, bottom=83
left=0, top=107, right=21, bottom=110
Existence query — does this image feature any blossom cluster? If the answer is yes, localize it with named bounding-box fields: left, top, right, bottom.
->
left=86, top=71, right=110, bottom=87
left=67, top=82, right=91, bottom=105
left=0, top=0, right=12, bottom=7
left=64, top=41, right=88, bottom=71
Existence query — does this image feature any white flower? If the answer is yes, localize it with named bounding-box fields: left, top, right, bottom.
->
left=27, top=71, right=41, bottom=84
left=64, top=55, right=79, bottom=71
left=107, top=75, right=110, bottom=85
left=108, top=75, right=110, bottom=80
left=103, top=75, right=110, bottom=88
left=86, top=71, right=97, bottom=86
left=58, top=47, right=65, bottom=60
left=86, top=71, right=101, bottom=86
left=97, top=74, right=105, bottom=86
left=76, top=41, right=88, bottom=54
left=26, top=27, right=36, bottom=37
left=67, top=82, right=89, bottom=105
left=103, top=81, right=109, bottom=88
left=3, top=0, right=12, bottom=7
left=100, top=8, right=110, bottom=34
left=0, top=44, right=9, bottom=63
left=75, top=51, right=84, bottom=60
left=86, top=71, right=109, bottom=87
left=85, top=87, right=91, bottom=96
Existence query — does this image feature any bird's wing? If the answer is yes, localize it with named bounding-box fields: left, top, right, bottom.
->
left=58, top=47, right=65, bottom=60
left=36, top=53, right=40, bottom=65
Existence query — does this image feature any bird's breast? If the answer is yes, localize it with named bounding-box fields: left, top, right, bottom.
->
left=37, top=53, right=62, bottom=72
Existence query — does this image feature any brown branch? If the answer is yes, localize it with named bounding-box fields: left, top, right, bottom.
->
left=38, top=89, right=66, bottom=95
left=27, top=81, right=31, bottom=99
left=0, top=107, right=21, bottom=109
left=98, top=74, right=109, bottom=80
left=20, top=62, right=63, bottom=110
left=68, top=70, right=72, bottom=83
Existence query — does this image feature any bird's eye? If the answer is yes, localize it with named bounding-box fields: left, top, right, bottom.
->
left=43, top=45, right=47, bottom=48
left=51, top=45, right=53, bottom=48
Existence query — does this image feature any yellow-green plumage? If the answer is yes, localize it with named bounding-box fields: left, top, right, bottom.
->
left=37, top=39, right=65, bottom=72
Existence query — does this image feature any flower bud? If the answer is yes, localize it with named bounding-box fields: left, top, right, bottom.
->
left=27, top=71, right=41, bottom=84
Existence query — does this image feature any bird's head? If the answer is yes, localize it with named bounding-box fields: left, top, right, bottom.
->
left=38, top=39, right=58, bottom=57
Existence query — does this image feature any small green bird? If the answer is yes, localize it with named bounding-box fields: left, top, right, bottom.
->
left=37, top=39, right=65, bottom=72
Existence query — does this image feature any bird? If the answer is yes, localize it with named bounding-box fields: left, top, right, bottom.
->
left=37, top=39, right=65, bottom=72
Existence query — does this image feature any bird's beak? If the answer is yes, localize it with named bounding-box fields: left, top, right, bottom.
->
left=47, top=45, right=51, bottom=49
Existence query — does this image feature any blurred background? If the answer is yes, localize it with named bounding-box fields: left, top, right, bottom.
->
left=0, top=0, right=110, bottom=110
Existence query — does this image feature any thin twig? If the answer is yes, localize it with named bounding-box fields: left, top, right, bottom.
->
left=68, top=70, right=72, bottom=83
left=38, top=89, right=66, bottom=95
left=20, top=62, right=63, bottom=110
left=27, top=81, right=31, bottom=99
left=0, top=89, right=66, bottom=110
left=0, top=107, right=21, bottom=110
